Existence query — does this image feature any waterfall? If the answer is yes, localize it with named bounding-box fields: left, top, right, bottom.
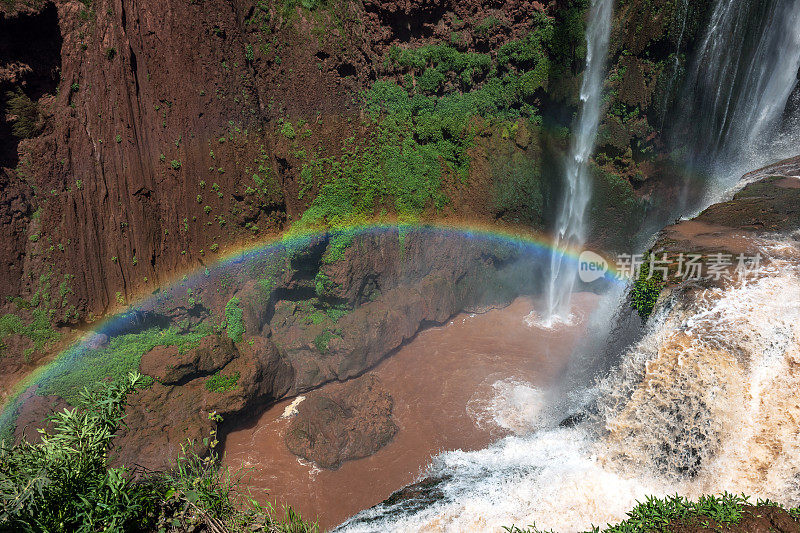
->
left=339, top=241, right=800, bottom=533
left=678, top=0, right=800, bottom=207
left=543, top=0, right=614, bottom=325
left=658, top=0, right=689, bottom=132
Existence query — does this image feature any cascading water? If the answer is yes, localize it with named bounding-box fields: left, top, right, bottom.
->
left=339, top=240, right=800, bottom=532
left=658, top=0, right=689, bottom=132
left=542, top=0, right=614, bottom=325
left=677, top=0, right=800, bottom=207
left=334, top=2, right=800, bottom=530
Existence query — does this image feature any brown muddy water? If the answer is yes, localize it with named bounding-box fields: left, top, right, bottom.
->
left=222, top=293, right=599, bottom=530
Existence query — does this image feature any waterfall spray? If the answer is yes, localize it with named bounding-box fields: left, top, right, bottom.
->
left=543, top=0, right=614, bottom=325
left=678, top=0, right=800, bottom=208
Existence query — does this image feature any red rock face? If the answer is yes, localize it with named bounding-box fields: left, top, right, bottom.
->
left=7, top=227, right=543, bottom=471
left=0, top=0, right=570, bottom=326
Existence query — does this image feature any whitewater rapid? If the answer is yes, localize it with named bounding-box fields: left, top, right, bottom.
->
left=339, top=242, right=800, bottom=532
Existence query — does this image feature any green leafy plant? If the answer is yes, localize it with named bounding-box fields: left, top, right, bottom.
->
left=4, top=89, right=41, bottom=139
left=205, top=371, right=240, bottom=393
left=0, top=373, right=153, bottom=531
left=224, top=296, right=245, bottom=342
left=0, top=375, right=319, bottom=532
left=630, top=254, right=666, bottom=320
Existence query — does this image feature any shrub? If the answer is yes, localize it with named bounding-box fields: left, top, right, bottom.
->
left=0, top=374, right=319, bottom=532
left=4, top=89, right=41, bottom=139
left=224, top=296, right=245, bottom=342
left=279, top=120, right=296, bottom=139
left=0, top=373, right=155, bottom=531
left=313, top=329, right=339, bottom=353
left=630, top=254, right=666, bottom=321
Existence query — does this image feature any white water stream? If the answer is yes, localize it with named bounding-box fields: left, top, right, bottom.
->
left=543, top=0, right=614, bottom=325
left=679, top=0, right=800, bottom=206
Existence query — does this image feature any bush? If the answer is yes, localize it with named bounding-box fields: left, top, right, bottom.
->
left=225, top=296, right=245, bottom=342
left=4, top=89, right=41, bottom=139
left=0, top=373, right=157, bottom=531
left=630, top=254, right=665, bottom=321
left=0, top=373, right=319, bottom=532
left=313, top=329, right=339, bottom=353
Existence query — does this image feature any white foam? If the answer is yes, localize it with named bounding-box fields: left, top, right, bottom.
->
left=280, top=396, right=305, bottom=419
left=339, top=262, right=800, bottom=532
left=467, top=379, right=547, bottom=435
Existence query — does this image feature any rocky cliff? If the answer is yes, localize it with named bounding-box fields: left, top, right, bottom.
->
left=0, top=0, right=719, bottom=409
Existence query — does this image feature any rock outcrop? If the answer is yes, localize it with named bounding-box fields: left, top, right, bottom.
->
left=7, top=226, right=540, bottom=470
left=285, top=375, right=397, bottom=469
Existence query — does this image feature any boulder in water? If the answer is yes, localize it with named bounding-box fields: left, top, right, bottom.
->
left=285, top=375, right=397, bottom=469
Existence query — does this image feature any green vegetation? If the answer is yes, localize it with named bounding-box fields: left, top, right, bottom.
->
left=205, top=370, right=240, bottom=393
left=4, top=89, right=41, bottom=139
left=279, top=119, right=296, bottom=139
left=475, top=16, right=504, bottom=35
left=630, top=254, right=666, bottom=321
left=36, top=325, right=210, bottom=404
left=505, top=493, right=800, bottom=532
left=0, top=374, right=157, bottom=531
left=313, top=329, right=339, bottom=353
left=0, top=373, right=318, bottom=532
left=293, top=13, right=565, bottom=230
left=321, top=231, right=355, bottom=264
left=225, top=296, right=245, bottom=342
left=0, top=308, right=60, bottom=360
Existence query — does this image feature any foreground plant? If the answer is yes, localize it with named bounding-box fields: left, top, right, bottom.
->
left=0, top=373, right=317, bottom=533
left=504, top=493, right=800, bottom=533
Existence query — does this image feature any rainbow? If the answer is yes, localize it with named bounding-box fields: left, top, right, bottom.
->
left=0, top=222, right=630, bottom=433
left=191, top=221, right=630, bottom=286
